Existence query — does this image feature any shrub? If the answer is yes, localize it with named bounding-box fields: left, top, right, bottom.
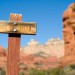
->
left=70, top=64, right=75, bottom=69
left=0, top=68, right=6, bottom=75
left=19, top=72, right=24, bottom=75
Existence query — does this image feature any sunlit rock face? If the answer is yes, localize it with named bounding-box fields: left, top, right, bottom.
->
left=63, top=3, right=75, bottom=56
left=0, top=46, right=6, bottom=69
left=21, top=38, right=64, bottom=58
left=60, top=3, right=75, bottom=66
left=0, top=46, right=6, bottom=56
left=20, top=38, right=64, bottom=69
left=27, top=39, right=39, bottom=45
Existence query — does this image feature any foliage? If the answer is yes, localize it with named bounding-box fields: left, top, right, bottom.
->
left=1, top=64, right=75, bottom=75
left=29, top=69, right=46, bottom=75
left=0, top=68, right=6, bottom=75
left=29, top=68, right=65, bottom=75
left=47, top=68, right=65, bottom=75
left=70, top=64, right=75, bottom=69
left=19, top=71, right=25, bottom=75
left=63, top=65, right=75, bottom=75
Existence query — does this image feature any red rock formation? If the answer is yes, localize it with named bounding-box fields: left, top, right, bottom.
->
left=0, top=46, right=6, bottom=56
left=0, top=46, right=60, bottom=70
left=20, top=51, right=59, bottom=70
left=61, top=3, right=75, bottom=66
left=44, top=56, right=59, bottom=69
left=0, top=46, right=6, bottom=69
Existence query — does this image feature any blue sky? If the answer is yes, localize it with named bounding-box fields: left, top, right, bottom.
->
left=0, top=0, right=74, bottom=48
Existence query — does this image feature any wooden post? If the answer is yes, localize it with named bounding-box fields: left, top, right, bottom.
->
left=7, top=14, right=22, bottom=75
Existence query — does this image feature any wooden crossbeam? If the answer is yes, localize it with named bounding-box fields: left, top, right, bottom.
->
left=0, top=21, right=36, bottom=34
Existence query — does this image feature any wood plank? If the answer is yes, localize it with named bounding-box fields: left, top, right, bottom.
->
left=0, top=21, right=36, bottom=34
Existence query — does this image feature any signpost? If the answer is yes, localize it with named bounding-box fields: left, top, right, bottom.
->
left=0, top=13, right=36, bottom=75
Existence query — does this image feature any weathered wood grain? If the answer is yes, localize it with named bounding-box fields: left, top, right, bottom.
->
left=0, top=21, right=36, bottom=34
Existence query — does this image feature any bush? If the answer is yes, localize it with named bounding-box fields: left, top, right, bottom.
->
left=0, top=68, right=6, bottom=75
left=48, top=68, right=65, bottom=75
left=29, top=68, right=65, bottom=75
left=19, top=72, right=24, bottom=75
left=29, top=69, right=46, bottom=75
left=70, top=64, right=75, bottom=69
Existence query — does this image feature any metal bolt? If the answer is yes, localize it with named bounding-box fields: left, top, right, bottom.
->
left=13, top=28, right=17, bottom=32
left=14, top=22, right=17, bottom=25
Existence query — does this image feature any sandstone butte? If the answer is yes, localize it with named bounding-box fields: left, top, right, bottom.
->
left=60, top=3, right=75, bottom=67
left=0, top=46, right=59, bottom=70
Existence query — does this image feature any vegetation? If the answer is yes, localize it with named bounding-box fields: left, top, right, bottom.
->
left=19, top=72, right=24, bottom=75
left=70, top=64, right=75, bottom=69
left=1, top=64, right=75, bottom=75
left=0, top=68, right=6, bottom=75
left=29, top=69, right=46, bottom=75
left=22, top=64, right=75, bottom=75
left=18, top=67, right=65, bottom=75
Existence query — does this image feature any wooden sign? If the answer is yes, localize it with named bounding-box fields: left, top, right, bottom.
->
left=5, top=13, right=37, bottom=75
left=0, top=21, right=36, bottom=34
